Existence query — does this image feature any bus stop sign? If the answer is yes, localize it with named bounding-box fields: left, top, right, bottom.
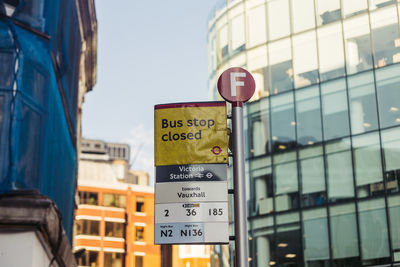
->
left=217, top=67, right=255, bottom=105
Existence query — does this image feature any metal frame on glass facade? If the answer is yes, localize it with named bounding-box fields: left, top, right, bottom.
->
left=208, top=0, right=400, bottom=266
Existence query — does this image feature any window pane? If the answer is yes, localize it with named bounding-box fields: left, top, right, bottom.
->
left=343, top=15, right=373, bottom=74
left=329, top=204, right=359, bottom=260
left=254, top=172, right=273, bottom=215
left=342, top=0, right=368, bottom=18
left=104, top=252, right=123, bottom=267
left=300, top=156, right=326, bottom=207
left=249, top=112, right=270, bottom=157
left=293, top=31, right=319, bottom=88
left=321, top=79, right=350, bottom=140
left=136, top=196, right=145, bottom=212
left=388, top=195, right=400, bottom=250
left=348, top=72, right=379, bottom=134
left=79, top=191, right=98, bottom=205
left=316, top=0, right=341, bottom=25
left=256, top=234, right=275, bottom=266
left=270, top=92, right=296, bottom=152
left=76, top=220, right=100, bottom=236
left=231, top=14, right=245, bottom=53
left=275, top=223, right=303, bottom=265
left=217, top=24, right=228, bottom=64
left=268, top=39, right=293, bottom=94
left=103, top=193, right=126, bottom=208
left=376, top=64, right=400, bottom=128
left=318, top=23, right=345, bottom=81
left=326, top=140, right=354, bottom=201
left=274, top=161, right=299, bottom=211
left=77, top=250, right=99, bottom=267
left=135, top=256, right=144, bottom=267
left=302, top=209, right=329, bottom=264
left=135, top=226, right=145, bottom=241
left=353, top=132, right=383, bottom=198
left=370, top=6, right=400, bottom=68
left=295, top=86, right=322, bottom=146
left=105, top=222, right=124, bottom=238
left=358, top=198, right=390, bottom=262
left=381, top=128, right=400, bottom=194
left=267, top=0, right=290, bottom=40
left=291, top=0, right=315, bottom=33
left=248, top=4, right=267, bottom=47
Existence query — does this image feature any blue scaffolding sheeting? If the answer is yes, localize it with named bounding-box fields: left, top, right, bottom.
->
left=0, top=0, right=97, bottom=242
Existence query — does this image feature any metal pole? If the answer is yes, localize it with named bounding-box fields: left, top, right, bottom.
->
left=232, top=105, right=249, bottom=267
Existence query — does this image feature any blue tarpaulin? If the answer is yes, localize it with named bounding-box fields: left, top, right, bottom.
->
left=0, top=0, right=96, bottom=242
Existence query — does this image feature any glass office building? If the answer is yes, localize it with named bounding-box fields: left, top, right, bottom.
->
left=207, top=0, right=400, bottom=266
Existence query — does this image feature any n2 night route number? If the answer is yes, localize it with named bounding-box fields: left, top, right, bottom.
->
left=160, top=228, right=203, bottom=238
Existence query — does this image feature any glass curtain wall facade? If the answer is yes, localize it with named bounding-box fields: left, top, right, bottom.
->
left=208, top=0, right=400, bottom=266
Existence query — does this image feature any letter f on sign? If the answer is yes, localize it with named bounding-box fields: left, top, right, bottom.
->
left=230, top=72, right=246, bottom=97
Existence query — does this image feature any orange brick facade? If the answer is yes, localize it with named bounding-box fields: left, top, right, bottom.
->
left=74, top=185, right=160, bottom=267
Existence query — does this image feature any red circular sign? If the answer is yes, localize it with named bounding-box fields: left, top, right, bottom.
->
left=217, top=67, right=255, bottom=106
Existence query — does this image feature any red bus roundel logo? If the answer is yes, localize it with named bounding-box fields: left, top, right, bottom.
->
left=217, top=67, right=255, bottom=105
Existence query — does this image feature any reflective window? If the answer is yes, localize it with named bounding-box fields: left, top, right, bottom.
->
left=267, top=0, right=290, bottom=40
left=104, top=252, right=123, bottom=267
left=217, top=24, right=229, bottom=64
left=249, top=105, right=270, bottom=157
left=293, top=31, right=319, bottom=88
left=302, top=209, right=330, bottom=265
left=248, top=5, right=267, bottom=47
left=376, top=64, right=400, bottom=128
left=256, top=234, right=273, bottom=266
left=300, top=148, right=326, bottom=208
left=321, top=79, right=350, bottom=140
left=388, top=195, right=400, bottom=250
left=103, top=193, right=126, bottom=209
left=274, top=216, right=302, bottom=265
left=105, top=222, right=124, bottom=238
left=295, top=86, right=322, bottom=146
left=78, top=191, right=98, bottom=205
left=381, top=128, right=400, bottom=194
left=76, top=220, right=100, bottom=236
left=329, top=204, right=360, bottom=263
left=353, top=132, right=384, bottom=198
left=342, top=0, right=368, bottom=18
left=348, top=72, right=379, bottom=134
left=318, top=23, right=345, bottom=81
left=326, top=139, right=355, bottom=201
left=231, top=14, right=245, bottom=54
left=77, top=250, right=98, bottom=267
left=316, top=0, right=341, bottom=25
left=270, top=92, right=296, bottom=152
left=343, top=15, right=373, bottom=74
left=274, top=161, right=299, bottom=211
left=358, top=198, right=390, bottom=264
left=370, top=6, right=400, bottom=68
left=254, top=171, right=273, bottom=215
left=268, top=39, right=293, bottom=94
left=291, top=0, right=315, bottom=33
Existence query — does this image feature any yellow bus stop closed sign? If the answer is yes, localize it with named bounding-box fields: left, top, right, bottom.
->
left=154, top=102, right=228, bottom=166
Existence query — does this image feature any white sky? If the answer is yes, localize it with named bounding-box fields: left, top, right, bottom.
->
left=82, top=1, right=218, bottom=184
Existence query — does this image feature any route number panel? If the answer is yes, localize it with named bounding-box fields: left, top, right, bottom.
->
left=154, top=222, right=229, bottom=244
left=155, top=202, right=228, bottom=223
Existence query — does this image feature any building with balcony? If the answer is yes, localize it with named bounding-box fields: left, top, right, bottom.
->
left=74, top=139, right=160, bottom=267
left=0, top=0, right=96, bottom=266
left=208, top=0, right=400, bottom=266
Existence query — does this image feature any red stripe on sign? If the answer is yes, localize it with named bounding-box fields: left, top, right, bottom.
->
left=154, top=101, right=226, bottom=110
